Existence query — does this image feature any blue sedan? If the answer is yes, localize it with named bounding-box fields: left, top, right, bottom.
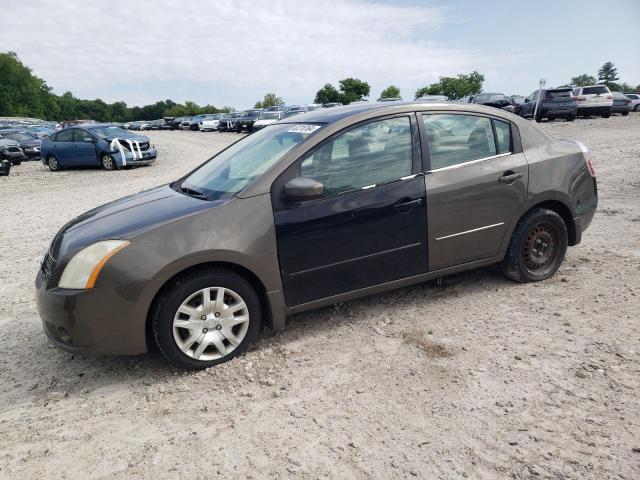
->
left=40, top=124, right=157, bottom=171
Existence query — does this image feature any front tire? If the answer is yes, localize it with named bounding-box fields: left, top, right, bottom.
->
left=501, top=208, right=568, bottom=283
left=101, top=153, right=117, bottom=171
left=47, top=155, right=60, bottom=171
left=601, top=112, right=610, bottom=118
left=151, top=268, right=262, bottom=370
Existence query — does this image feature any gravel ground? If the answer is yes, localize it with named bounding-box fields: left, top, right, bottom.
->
left=1, top=116, right=639, bottom=479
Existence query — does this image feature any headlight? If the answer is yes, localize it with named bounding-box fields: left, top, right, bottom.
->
left=58, top=240, right=130, bottom=289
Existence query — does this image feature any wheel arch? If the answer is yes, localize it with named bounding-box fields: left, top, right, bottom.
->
left=145, top=261, right=274, bottom=351
left=501, top=195, right=578, bottom=259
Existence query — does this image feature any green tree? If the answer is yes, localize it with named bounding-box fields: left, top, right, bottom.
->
left=597, top=61, right=619, bottom=89
left=338, top=78, right=370, bottom=104
left=255, top=93, right=283, bottom=109
left=378, top=85, right=401, bottom=100
left=570, top=73, right=597, bottom=87
left=314, top=83, right=342, bottom=104
left=415, top=71, right=484, bottom=101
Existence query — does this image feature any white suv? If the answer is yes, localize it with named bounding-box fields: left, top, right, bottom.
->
left=572, top=85, right=613, bottom=118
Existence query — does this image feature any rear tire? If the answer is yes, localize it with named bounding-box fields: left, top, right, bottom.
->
left=601, top=112, right=610, bottom=118
left=151, top=268, right=262, bottom=370
left=566, top=115, right=576, bottom=121
left=501, top=208, right=568, bottom=283
left=622, top=111, right=629, bottom=117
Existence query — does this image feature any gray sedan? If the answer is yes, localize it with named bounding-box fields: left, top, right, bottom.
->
left=36, top=102, right=598, bottom=369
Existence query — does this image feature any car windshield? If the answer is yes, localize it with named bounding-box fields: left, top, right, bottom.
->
left=259, top=112, right=280, bottom=120
left=180, top=123, right=322, bottom=200
left=546, top=89, right=572, bottom=98
left=89, top=126, right=131, bottom=139
left=3, top=132, right=35, bottom=141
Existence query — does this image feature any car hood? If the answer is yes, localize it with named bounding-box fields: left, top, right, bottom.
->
left=0, top=139, right=20, bottom=148
left=102, top=134, right=148, bottom=143
left=19, top=139, right=41, bottom=148
left=50, top=184, right=223, bottom=261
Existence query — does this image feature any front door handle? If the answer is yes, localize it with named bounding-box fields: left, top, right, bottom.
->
left=499, top=171, right=523, bottom=184
left=393, top=198, right=423, bottom=214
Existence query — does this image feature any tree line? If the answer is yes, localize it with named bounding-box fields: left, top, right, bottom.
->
left=568, top=61, right=638, bottom=91
left=2, top=51, right=638, bottom=123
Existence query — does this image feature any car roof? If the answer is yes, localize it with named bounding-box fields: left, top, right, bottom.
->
left=275, top=100, right=516, bottom=125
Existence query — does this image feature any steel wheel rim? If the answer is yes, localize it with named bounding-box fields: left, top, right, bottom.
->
left=172, top=287, right=250, bottom=361
left=522, top=222, right=558, bottom=276
left=102, top=155, right=113, bottom=169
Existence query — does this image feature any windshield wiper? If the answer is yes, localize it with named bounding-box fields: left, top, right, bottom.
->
left=180, top=184, right=207, bottom=199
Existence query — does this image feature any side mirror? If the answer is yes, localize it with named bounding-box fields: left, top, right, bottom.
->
left=284, top=177, right=324, bottom=202
left=524, top=98, right=530, bottom=103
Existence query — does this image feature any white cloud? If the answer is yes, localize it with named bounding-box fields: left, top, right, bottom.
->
left=0, top=0, right=509, bottom=106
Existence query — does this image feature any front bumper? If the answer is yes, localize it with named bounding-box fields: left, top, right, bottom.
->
left=1, top=150, right=25, bottom=161
left=35, top=267, right=160, bottom=355
left=22, top=148, right=41, bottom=159
left=112, top=147, right=158, bottom=167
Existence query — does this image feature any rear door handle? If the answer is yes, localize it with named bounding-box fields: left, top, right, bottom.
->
left=393, top=198, right=423, bottom=214
left=499, top=171, right=523, bottom=184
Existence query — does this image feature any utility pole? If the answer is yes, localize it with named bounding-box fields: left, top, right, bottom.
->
left=532, top=78, right=546, bottom=122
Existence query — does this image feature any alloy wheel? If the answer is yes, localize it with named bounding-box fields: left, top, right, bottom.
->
left=102, top=154, right=115, bottom=170
left=48, top=156, right=59, bottom=171
left=172, top=287, right=250, bottom=361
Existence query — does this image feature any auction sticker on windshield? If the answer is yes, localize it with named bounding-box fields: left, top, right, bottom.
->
left=286, top=124, right=321, bottom=134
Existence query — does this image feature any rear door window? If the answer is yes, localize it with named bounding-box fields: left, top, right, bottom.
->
left=422, top=114, right=497, bottom=170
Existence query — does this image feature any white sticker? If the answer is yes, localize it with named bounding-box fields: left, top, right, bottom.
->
left=286, top=124, right=321, bottom=134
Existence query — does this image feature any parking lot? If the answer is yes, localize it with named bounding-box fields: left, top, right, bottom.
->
left=1, top=116, right=639, bottom=478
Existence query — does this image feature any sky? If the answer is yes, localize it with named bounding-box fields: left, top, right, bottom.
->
left=1, top=0, right=638, bottom=109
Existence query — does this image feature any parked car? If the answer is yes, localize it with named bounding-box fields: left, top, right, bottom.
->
left=217, top=112, right=241, bottom=132
left=458, top=95, right=475, bottom=103
left=416, top=95, right=448, bottom=103
left=624, top=93, right=640, bottom=111
left=377, top=97, right=403, bottom=102
left=0, top=129, right=42, bottom=160
left=24, top=125, right=55, bottom=138
left=167, top=117, right=187, bottom=130
left=236, top=110, right=263, bottom=132
left=509, top=95, right=526, bottom=106
left=572, top=85, right=613, bottom=118
left=252, top=111, right=283, bottom=131
left=611, top=92, right=631, bottom=116
left=0, top=138, right=25, bottom=165
left=183, top=115, right=212, bottom=131
left=322, top=102, right=343, bottom=108
left=472, top=93, right=512, bottom=110
left=139, top=121, right=152, bottom=130
left=149, top=119, right=167, bottom=130
left=36, top=102, right=597, bottom=369
left=520, top=88, right=577, bottom=122
left=40, top=124, right=157, bottom=171
left=199, top=114, right=223, bottom=132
